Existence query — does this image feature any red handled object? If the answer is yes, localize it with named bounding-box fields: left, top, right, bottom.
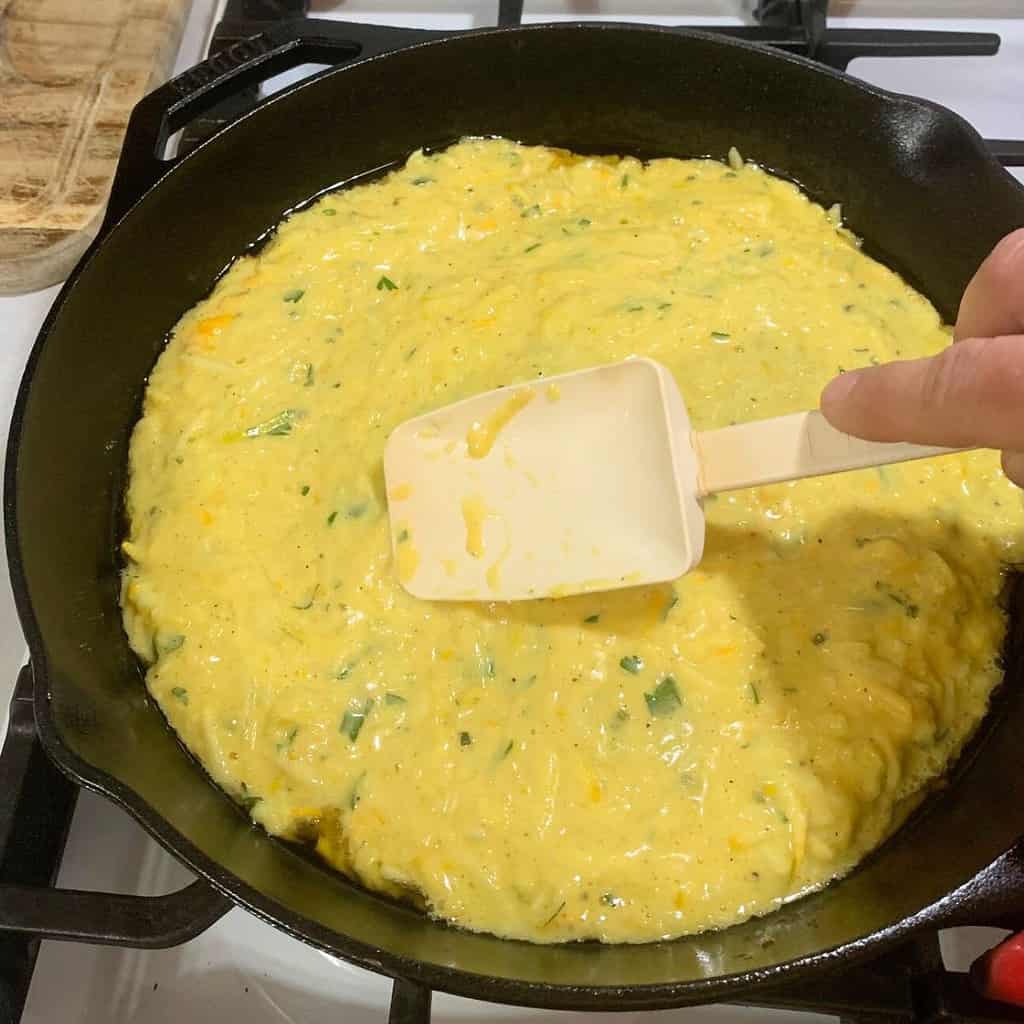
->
left=972, top=932, right=1024, bottom=1007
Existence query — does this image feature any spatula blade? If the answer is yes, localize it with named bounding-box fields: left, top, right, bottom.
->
left=383, top=358, right=705, bottom=601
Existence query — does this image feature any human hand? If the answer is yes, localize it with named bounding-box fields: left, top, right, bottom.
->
left=822, top=229, right=1024, bottom=1004
left=820, top=228, right=1024, bottom=485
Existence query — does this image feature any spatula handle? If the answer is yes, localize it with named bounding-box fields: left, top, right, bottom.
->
left=693, top=410, right=967, bottom=496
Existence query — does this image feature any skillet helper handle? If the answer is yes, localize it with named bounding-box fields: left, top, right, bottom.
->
left=105, top=19, right=446, bottom=229
left=694, top=409, right=964, bottom=496
left=0, top=665, right=232, bottom=947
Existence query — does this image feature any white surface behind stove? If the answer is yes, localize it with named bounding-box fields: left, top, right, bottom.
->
left=1, top=2, right=1021, bottom=1021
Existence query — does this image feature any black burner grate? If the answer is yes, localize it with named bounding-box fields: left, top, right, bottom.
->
left=178, top=0, right=1022, bottom=164
left=2, top=3, right=1023, bottom=1023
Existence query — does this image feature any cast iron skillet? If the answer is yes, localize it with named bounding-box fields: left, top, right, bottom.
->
left=6, top=18, right=1024, bottom=1016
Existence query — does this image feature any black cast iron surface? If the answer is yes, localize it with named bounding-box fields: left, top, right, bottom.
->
left=4, top=8, right=1024, bottom=1024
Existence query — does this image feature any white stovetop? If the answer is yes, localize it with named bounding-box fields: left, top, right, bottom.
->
left=2, top=2, right=1022, bottom=1021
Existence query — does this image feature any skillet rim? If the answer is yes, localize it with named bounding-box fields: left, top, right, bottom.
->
left=6, top=20, right=1024, bottom=1010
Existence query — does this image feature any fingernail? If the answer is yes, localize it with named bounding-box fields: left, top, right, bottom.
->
left=821, top=371, right=859, bottom=410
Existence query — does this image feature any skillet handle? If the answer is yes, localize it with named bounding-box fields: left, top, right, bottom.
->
left=104, top=19, right=449, bottom=230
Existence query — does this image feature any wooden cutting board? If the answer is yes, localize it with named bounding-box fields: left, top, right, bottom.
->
left=0, top=0, right=194, bottom=295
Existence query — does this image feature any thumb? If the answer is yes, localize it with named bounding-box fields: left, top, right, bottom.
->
left=820, top=334, right=1024, bottom=451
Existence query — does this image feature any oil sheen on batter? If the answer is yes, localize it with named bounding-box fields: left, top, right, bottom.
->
left=121, top=139, right=1023, bottom=944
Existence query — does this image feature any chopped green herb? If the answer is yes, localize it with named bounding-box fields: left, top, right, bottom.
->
left=304, top=364, right=315, bottom=387
left=661, top=590, right=679, bottom=621
left=843, top=303, right=856, bottom=313
left=524, top=242, right=542, bottom=253
left=480, top=655, right=496, bottom=678
left=346, top=501, right=368, bottom=519
left=411, top=176, right=434, bottom=186
left=327, top=510, right=339, bottom=526
left=336, top=658, right=359, bottom=680
left=404, top=346, right=418, bottom=360
left=620, top=174, right=630, bottom=188
left=583, top=613, right=601, bottom=624
left=170, top=686, right=189, bottom=705
left=239, top=781, right=261, bottom=812
left=749, top=682, right=761, bottom=705
left=283, top=288, right=305, bottom=303
left=341, top=700, right=372, bottom=742
left=322, top=207, right=336, bottom=216
left=875, top=581, right=919, bottom=618
left=459, top=731, right=473, bottom=747
left=620, top=655, right=644, bottom=674
left=812, top=631, right=828, bottom=646
left=578, top=217, right=591, bottom=227
left=711, top=331, right=731, bottom=341
left=376, top=275, right=398, bottom=291
left=276, top=726, right=299, bottom=752
left=753, top=790, right=767, bottom=804
left=244, top=409, right=302, bottom=438
left=542, top=901, right=566, bottom=927
left=520, top=204, right=541, bottom=218
left=300, top=484, right=310, bottom=496
left=758, top=242, right=775, bottom=257
left=498, top=739, right=514, bottom=760
left=600, top=892, right=624, bottom=907
left=644, top=676, right=682, bottom=718
left=348, top=771, right=366, bottom=810
left=158, top=634, right=186, bottom=655
left=397, top=528, right=410, bottom=543
left=657, top=302, right=673, bottom=311
left=384, top=692, right=406, bottom=705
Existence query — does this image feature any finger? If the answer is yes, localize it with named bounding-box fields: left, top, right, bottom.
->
left=820, top=334, right=1024, bottom=449
left=955, top=227, right=1024, bottom=342
left=1002, top=451, right=1024, bottom=488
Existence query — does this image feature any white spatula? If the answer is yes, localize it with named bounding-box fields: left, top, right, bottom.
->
left=383, top=357, right=962, bottom=601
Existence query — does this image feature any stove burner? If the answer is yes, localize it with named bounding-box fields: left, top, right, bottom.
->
left=1, top=3, right=1022, bottom=1022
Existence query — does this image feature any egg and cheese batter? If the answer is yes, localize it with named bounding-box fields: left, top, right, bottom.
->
left=121, top=139, right=1023, bottom=944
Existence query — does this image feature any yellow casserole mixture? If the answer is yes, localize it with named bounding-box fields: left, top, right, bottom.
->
left=121, top=139, right=1022, bottom=944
